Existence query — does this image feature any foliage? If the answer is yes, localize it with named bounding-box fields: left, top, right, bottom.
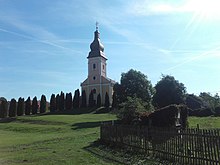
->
left=81, top=90, right=87, bottom=108
left=9, top=98, right=17, bottom=117
left=117, top=97, right=147, bottom=124
left=50, top=94, right=56, bottom=112
left=40, top=95, right=47, bottom=113
left=0, top=97, right=8, bottom=118
left=113, top=69, right=154, bottom=108
left=111, top=91, right=117, bottom=108
left=96, top=93, right=101, bottom=107
left=32, top=96, right=38, bottom=114
left=55, top=94, right=60, bottom=111
left=59, top=91, right=65, bottom=111
left=25, top=97, right=31, bottom=115
left=73, top=89, right=80, bottom=109
left=104, top=92, right=110, bottom=108
left=17, top=97, right=25, bottom=116
left=89, top=90, right=95, bottom=108
left=65, top=92, right=72, bottom=110
left=199, top=92, right=220, bottom=111
left=153, top=75, right=186, bottom=108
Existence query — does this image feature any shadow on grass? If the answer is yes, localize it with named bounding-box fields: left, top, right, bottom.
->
left=84, top=140, right=160, bottom=165
left=83, top=140, right=125, bottom=164
left=71, top=121, right=101, bottom=130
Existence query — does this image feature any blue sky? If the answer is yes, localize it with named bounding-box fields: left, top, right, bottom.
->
left=1, top=0, right=220, bottom=100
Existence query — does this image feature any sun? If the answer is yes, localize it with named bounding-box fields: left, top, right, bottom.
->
left=185, top=0, right=220, bottom=20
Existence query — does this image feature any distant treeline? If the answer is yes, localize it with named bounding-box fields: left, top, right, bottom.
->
left=0, top=89, right=111, bottom=119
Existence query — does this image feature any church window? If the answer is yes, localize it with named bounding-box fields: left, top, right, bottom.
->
left=93, top=64, right=96, bottom=69
left=103, top=65, right=104, bottom=70
left=93, top=76, right=96, bottom=80
left=93, top=88, right=96, bottom=94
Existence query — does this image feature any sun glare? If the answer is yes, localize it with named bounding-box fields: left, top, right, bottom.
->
left=185, top=0, right=220, bottom=20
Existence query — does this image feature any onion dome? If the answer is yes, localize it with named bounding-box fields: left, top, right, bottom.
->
left=87, top=25, right=107, bottom=59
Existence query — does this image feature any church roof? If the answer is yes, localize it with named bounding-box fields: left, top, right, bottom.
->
left=87, top=26, right=107, bottom=59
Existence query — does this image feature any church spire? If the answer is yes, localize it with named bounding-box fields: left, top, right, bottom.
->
left=87, top=22, right=106, bottom=59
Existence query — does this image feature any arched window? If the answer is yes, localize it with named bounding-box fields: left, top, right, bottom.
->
left=93, top=88, right=96, bottom=94
left=93, top=64, right=96, bottom=69
left=93, top=76, right=96, bottom=80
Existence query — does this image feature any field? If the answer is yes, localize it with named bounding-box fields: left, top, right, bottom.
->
left=0, top=113, right=118, bottom=165
left=0, top=114, right=219, bottom=165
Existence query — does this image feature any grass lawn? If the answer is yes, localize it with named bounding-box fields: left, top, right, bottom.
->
left=188, top=116, right=220, bottom=129
left=0, top=113, right=119, bottom=165
left=0, top=112, right=159, bottom=165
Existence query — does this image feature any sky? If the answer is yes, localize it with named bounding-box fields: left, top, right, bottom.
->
left=0, top=0, right=220, bottom=100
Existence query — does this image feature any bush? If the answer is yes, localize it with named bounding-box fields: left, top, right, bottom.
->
left=25, top=97, right=31, bottom=115
left=17, top=97, right=24, bottom=116
left=117, top=97, right=147, bottom=124
left=9, top=98, right=17, bottom=117
left=0, top=97, right=8, bottom=118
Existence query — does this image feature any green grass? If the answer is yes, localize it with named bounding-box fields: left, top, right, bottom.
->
left=188, top=116, right=220, bottom=129
left=0, top=113, right=118, bottom=165
left=0, top=112, right=159, bottom=165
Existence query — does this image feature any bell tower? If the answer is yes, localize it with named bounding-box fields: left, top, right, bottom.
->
left=81, top=23, right=115, bottom=106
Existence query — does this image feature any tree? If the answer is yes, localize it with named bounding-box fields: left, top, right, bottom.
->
left=17, top=97, right=25, bottom=116
left=25, top=97, right=31, bottom=115
left=117, top=97, right=146, bottom=124
left=73, top=89, right=80, bottom=108
left=50, top=94, right=56, bottom=112
left=104, top=92, right=110, bottom=108
left=0, top=97, right=8, bottom=118
left=153, top=75, right=186, bottom=108
left=32, top=96, right=38, bottom=114
left=112, top=91, right=117, bottom=108
left=96, top=93, right=101, bottom=107
left=65, top=93, right=72, bottom=110
left=89, top=90, right=95, bottom=107
left=40, top=95, right=47, bottom=113
left=59, top=91, right=65, bottom=111
left=9, top=98, right=17, bottom=117
left=56, top=94, right=60, bottom=111
left=113, top=69, right=154, bottom=108
left=81, top=90, right=87, bottom=108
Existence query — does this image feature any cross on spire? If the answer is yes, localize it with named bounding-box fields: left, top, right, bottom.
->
left=96, top=21, right=99, bottom=31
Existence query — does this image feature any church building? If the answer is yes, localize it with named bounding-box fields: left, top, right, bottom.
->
left=81, top=24, right=115, bottom=106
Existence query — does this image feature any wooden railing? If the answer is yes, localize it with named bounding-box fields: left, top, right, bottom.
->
left=100, top=123, right=220, bottom=165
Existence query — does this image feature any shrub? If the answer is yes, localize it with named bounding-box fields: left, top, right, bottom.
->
left=17, top=97, right=25, bottom=116
left=25, top=97, right=31, bottom=115
left=9, top=98, right=17, bottom=117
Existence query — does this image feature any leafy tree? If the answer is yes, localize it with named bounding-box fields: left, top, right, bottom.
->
left=73, top=89, right=80, bottom=108
left=114, top=69, right=154, bottom=108
left=9, top=98, right=17, bottom=117
left=25, top=97, right=31, bottom=115
left=199, top=92, right=220, bottom=111
left=104, top=92, right=110, bottom=108
left=117, top=97, right=146, bottom=124
left=65, top=92, right=72, bottom=110
left=96, top=93, right=101, bottom=107
left=89, top=90, right=95, bottom=107
left=50, top=94, right=56, bottom=112
left=81, top=90, right=87, bottom=108
left=40, top=95, right=47, bottom=113
left=32, top=96, right=38, bottom=114
left=0, top=97, right=8, bottom=118
left=59, top=91, right=65, bottom=111
left=17, top=97, right=25, bottom=116
left=152, top=75, right=186, bottom=108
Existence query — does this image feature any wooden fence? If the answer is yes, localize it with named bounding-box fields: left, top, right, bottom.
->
left=100, top=122, right=220, bottom=165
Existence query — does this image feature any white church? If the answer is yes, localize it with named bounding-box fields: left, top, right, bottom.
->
left=81, top=24, right=115, bottom=105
